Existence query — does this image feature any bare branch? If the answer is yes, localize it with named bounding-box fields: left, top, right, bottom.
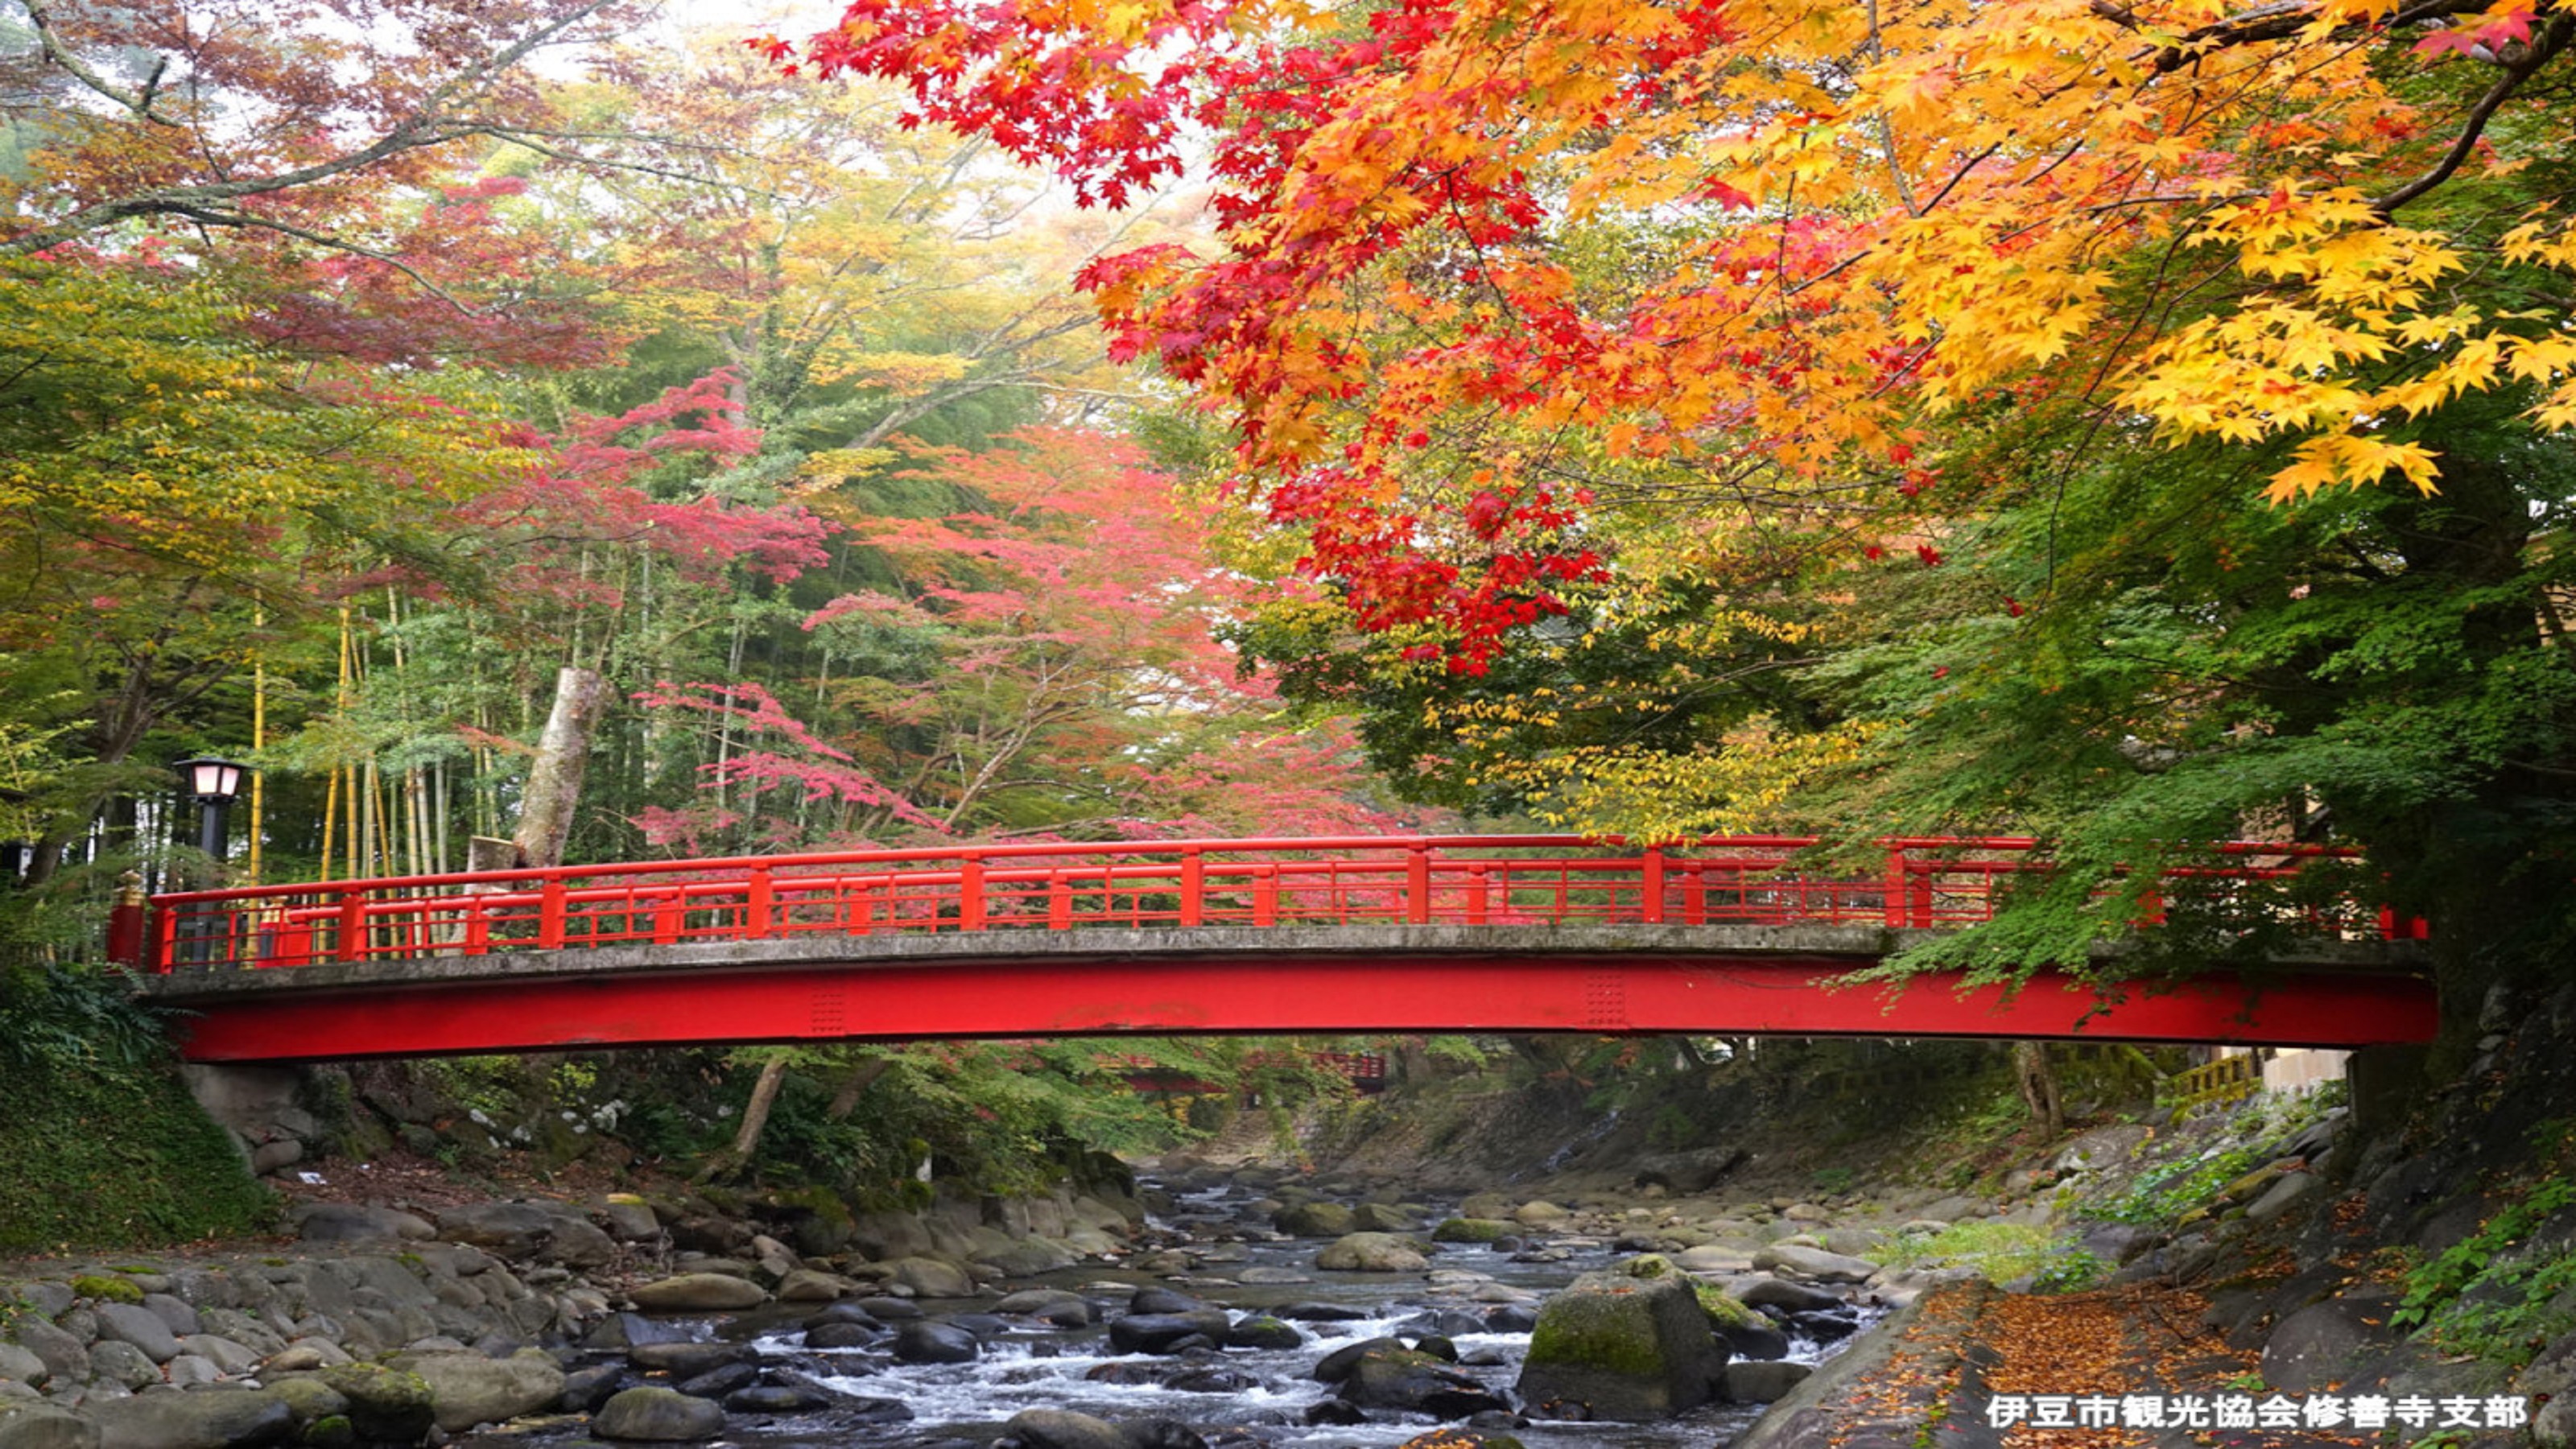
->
left=23, top=2, right=180, bottom=125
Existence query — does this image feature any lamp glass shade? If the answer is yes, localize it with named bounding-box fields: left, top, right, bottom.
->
left=179, top=757, right=246, bottom=802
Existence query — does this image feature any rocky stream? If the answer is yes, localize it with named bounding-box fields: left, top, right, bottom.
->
left=0, top=1166, right=1901, bottom=1449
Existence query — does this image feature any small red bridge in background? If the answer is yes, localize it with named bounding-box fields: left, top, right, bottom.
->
left=124, top=835, right=2438, bottom=1064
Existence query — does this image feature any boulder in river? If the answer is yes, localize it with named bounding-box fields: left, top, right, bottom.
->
left=629, top=1274, right=766, bottom=1312
left=892, top=1320, right=982, bottom=1364
left=1274, top=1202, right=1356, bottom=1236
left=1335, top=1343, right=1513, bottom=1418
left=1108, top=1311, right=1229, bottom=1355
left=316, top=1363, right=436, bottom=1443
left=1516, top=1260, right=1730, bottom=1420
left=1001, top=1407, right=1208, bottom=1449
left=1751, top=1244, right=1878, bottom=1282
left=628, top=1342, right=752, bottom=1377
left=593, top=1385, right=726, bottom=1441
left=1434, top=1217, right=1518, bottom=1244
left=390, top=1348, right=566, bottom=1432
left=1224, top=1315, right=1303, bottom=1350
left=1723, top=1359, right=1814, bottom=1402
left=84, top=1388, right=294, bottom=1449
left=882, top=1256, right=976, bottom=1298
left=1316, top=1232, right=1430, bottom=1272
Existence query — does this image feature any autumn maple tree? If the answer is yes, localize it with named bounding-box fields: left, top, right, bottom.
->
left=771, top=0, right=2576, bottom=663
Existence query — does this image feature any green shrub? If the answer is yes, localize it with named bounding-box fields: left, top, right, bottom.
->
left=1868, top=1220, right=2058, bottom=1282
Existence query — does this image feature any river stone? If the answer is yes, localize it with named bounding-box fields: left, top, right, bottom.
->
left=1317, top=1232, right=1430, bottom=1272
left=140, top=1293, right=200, bottom=1338
left=0, top=1348, right=42, bottom=1389
left=0, top=1403, right=96, bottom=1449
left=724, top=1385, right=828, bottom=1412
left=164, top=1353, right=225, bottom=1387
left=559, top=1364, right=623, bottom=1413
left=804, top=1323, right=877, bottom=1349
left=675, top=1363, right=758, bottom=1399
left=7, top=1319, right=85, bottom=1385
left=1352, top=1203, right=1423, bottom=1232
left=1313, top=1337, right=1409, bottom=1384
left=1274, top=1202, right=1356, bottom=1236
left=1277, top=1301, right=1373, bottom=1322
left=392, top=1349, right=567, bottom=1432
left=629, top=1274, right=766, bottom=1312
left=856, top=1295, right=923, bottom=1319
left=1736, top=1278, right=1843, bottom=1314
left=1750, top=1245, right=1877, bottom=1282
left=1517, top=1266, right=1728, bottom=1420
left=1225, top=1315, right=1302, bottom=1350
left=264, top=1376, right=348, bottom=1422
left=1434, top=1218, right=1518, bottom=1244
left=1724, top=1360, right=1813, bottom=1402
left=1108, top=1311, right=1230, bottom=1355
left=316, top=1363, right=436, bottom=1443
left=174, top=1335, right=261, bottom=1377
left=1513, top=1201, right=1570, bottom=1225
left=883, top=1257, right=976, bottom=1298
left=601, top=1196, right=661, bottom=1241
left=775, top=1269, right=848, bottom=1302
left=92, top=1304, right=180, bottom=1364
left=1336, top=1344, right=1512, bottom=1418
left=87, top=1388, right=294, bottom=1449
left=1128, top=1287, right=1208, bottom=1315
left=630, top=1343, right=752, bottom=1376
left=264, top=1339, right=354, bottom=1372
left=995, top=1290, right=1092, bottom=1327
left=593, top=1385, right=725, bottom=1441
left=892, top=1321, right=981, bottom=1364
left=1001, top=1408, right=1129, bottom=1449
left=86, top=1342, right=159, bottom=1390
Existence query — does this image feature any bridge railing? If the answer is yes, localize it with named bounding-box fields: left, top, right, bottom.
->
left=132, top=835, right=2405, bottom=973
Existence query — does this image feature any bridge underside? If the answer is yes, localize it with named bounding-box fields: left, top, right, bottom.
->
left=139, top=925, right=2438, bottom=1064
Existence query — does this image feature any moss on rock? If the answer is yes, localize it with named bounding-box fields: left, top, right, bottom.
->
left=68, top=1274, right=144, bottom=1304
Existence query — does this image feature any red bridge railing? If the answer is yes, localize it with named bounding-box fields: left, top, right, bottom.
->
left=127, top=835, right=2417, bottom=974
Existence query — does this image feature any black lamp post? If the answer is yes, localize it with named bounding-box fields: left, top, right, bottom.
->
left=175, top=756, right=250, bottom=862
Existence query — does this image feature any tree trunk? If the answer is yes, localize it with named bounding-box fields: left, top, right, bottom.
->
left=2013, top=1041, right=2065, bottom=1138
left=698, top=1054, right=791, bottom=1183
left=513, top=667, right=609, bottom=868
left=825, top=1056, right=893, bottom=1121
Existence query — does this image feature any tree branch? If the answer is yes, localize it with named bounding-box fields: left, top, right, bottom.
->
left=2373, top=13, right=2573, bottom=217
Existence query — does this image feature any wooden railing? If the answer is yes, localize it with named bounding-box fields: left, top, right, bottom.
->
left=127, top=835, right=2413, bottom=974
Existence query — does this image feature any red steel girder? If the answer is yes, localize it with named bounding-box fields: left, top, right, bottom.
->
left=166, top=953, right=2437, bottom=1063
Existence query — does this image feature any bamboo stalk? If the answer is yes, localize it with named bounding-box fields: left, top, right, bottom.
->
left=249, top=608, right=266, bottom=883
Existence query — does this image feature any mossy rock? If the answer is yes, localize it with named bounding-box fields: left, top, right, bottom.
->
left=316, top=1363, right=436, bottom=1443
left=1694, top=1284, right=1757, bottom=1328
left=299, top=1414, right=358, bottom=1447
left=1518, top=1269, right=1727, bottom=1421
left=70, top=1274, right=144, bottom=1304
left=1431, top=1217, right=1516, bottom=1244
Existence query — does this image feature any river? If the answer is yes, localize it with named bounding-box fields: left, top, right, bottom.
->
left=458, top=1176, right=1879, bottom=1447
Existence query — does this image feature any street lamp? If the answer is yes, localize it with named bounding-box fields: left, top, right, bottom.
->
left=175, top=756, right=250, bottom=861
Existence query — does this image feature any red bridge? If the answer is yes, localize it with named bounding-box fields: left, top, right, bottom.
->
left=125, top=835, right=2438, bottom=1064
